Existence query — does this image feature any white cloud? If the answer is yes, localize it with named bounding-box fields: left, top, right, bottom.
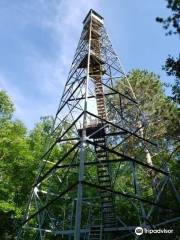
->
left=24, top=0, right=101, bottom=123
left=0, top=0, right=100, bottom=129
left=0, top=72, right=59, bottom=128
left=30, top=0, right=101, bottom=92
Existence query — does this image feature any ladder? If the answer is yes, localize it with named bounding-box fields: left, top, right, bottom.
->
left=89, top=13, right=117, bottom=238
left=94, top=137, right=117, bottom=228
left=89, top=225, right=102, bottom=240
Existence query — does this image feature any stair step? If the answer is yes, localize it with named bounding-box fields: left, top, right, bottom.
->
left=97, top=153, right=106, bottom=157
left=98, top=169, right=108, bottom=173
left=103, top=223, right=116, bottom=227
left=97, top=107, right=105, bottom=109
left=89, top=225, right=101, bottom=240
left=102, top=205, right=113, bottom=208
left=95, top=143, right=105, bottom=146
left=95, top=138, right=104, bottom=141
left=102, top=205, right=113, bottom=209
left=97, top=152, right=106, bottom=155
left=104, top=214, right=115, bottom=218
left=90, top=237, right=100, bottom=239
left=98, top=167, right=107, bottom=171
left=99, top=184, right=111, bottom=188
left=102, top=199, right=112, bottom=203
left=102, top=197, right=113, bottom=201
left=97, top=163, right=108, bottom=166
left=98, top=166, right=108, bottom=170
left=97, top=110, right=105, bottom=112
left=99, top=174, right=110, bottom=178
left=104, top=221, right=116, bottom=224
left=99, top=178, right=111, bottom=182
left=97, top=162, right=108, bottom=165
left=97, top=154, right=106, bottom=157
left=101, top=191, right=112, bottom=196
left=103, top=209, right=114, bottom=213
left=100, top=188, right=111, bottom=192
left=98, top=173, right=110, bottom=177
left=95, top=140, right=105, bottom=144
left=97, top=160, right=106, bottom=163
left=96, top=150, right=105, bottom=153
left=103, top=213, right=115, bottom=217
left=99, top=178, right=110, bottom=182
left=97, top=158, right=106, bottom=161
left=101, top=195, right=112, bottom=199
left=102, top=203, right=113, bottom=207
left=96, top=142, right=105, bottom=145
left=96, top=143, right=104, bottom=146
left=104, top=218, right=116, bottom=222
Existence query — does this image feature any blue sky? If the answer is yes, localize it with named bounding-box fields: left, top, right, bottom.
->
left=0, top=0, right=179, bottom=129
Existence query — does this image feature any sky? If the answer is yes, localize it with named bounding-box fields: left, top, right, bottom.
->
left=0, top=0, right=179, bottom=129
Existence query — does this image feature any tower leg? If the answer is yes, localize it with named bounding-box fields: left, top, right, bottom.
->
left=74, top=139, right=86, bottom=240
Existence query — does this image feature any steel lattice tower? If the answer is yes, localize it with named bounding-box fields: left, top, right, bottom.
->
left=18, top=10, right=180, bottom=240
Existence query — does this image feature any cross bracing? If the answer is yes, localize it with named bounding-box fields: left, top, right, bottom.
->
left=17, top=9, right=180, bottom=240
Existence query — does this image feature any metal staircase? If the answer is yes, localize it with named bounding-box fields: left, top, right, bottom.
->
left=89, top=225, right=102, bottom=240
left=88, top=11, right=117, bottom=238
left=94, top=137, right=117, bottom=229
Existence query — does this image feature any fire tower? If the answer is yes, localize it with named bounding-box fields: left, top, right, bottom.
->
left=18, top=9, right=180, bottom=240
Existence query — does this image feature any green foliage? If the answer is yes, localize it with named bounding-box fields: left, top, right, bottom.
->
left=0, top=210, right=16, bottom=240
left=116, top=70, right=179, bottom=142
left=164, top=56, right=180, bottom=103
left=0, top=71, right=179, bottom=238
left=0, top=96, right=55, bottom=239
left=114, top=69, right=179, bottom=203
left=28, top=116, right=54, bottom=160
left=156, top=0, right=180, bottom=35
left=156, top=0, right=180, bottom=103
left=0, top=91, right=14, bottom=119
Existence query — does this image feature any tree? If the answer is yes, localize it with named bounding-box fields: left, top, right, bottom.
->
left=115, top=70, right=178, bottom=154
left=0, top=91, right=14, bottom=119
left=28, top=116, right=54, bottom=160
left=113, top=69, right=179, bottom=195
left=0, top=93, right=61, bottom=239
left=0, top=91, right=38, bottom=239
left=156, top=0, right=180, bottom=35
left=113, top=70, right=179, bottom=226
left=156, top=0, right=180, bottom=103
